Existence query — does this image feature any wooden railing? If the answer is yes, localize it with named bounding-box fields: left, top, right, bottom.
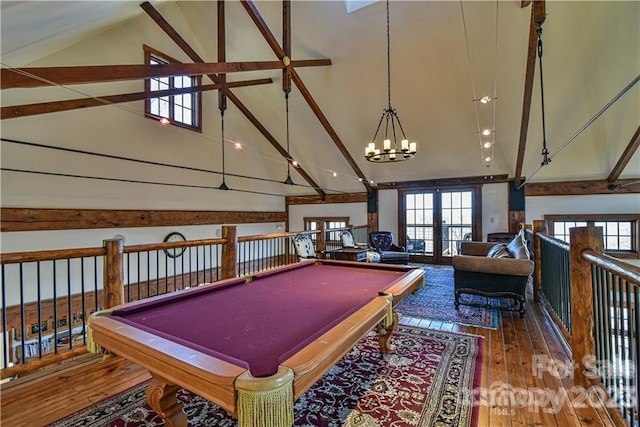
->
left=0, top=224, right=369, bottom=379
left=533, top=223, right=639, bottom=425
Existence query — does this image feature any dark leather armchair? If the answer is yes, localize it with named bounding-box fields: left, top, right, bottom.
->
left=369, top=231, right=409, bottom=264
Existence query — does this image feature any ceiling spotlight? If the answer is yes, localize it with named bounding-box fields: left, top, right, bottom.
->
left=292, top=160, right=298, bottom=167
left=370, top=180, right=374, bottom=184
left=482, top=129, right=492, bottom=136
left=159, top=117, right=170, bottom=125
left=234, top=142, right=242, bottom=150
left=483, top=141, right=492, bottom=149
left=484, top=156, right=492, bottom=162
left=358, top=178, right=363, bottom=182
left=480, top=96, right=491, bottom=104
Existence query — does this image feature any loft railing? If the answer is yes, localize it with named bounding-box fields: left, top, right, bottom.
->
left=0, top=224, right=369, bottom=379
left=533, top=223, right=639, bottom=425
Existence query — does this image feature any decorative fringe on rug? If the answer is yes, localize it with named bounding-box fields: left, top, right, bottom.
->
left=235, top=366, right=294, bottom=427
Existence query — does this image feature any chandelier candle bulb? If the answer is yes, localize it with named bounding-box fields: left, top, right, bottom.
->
left=409, top=142, right=417, bottom=153
left=390, top=149, right=396, bottom=160
left=401, top=139, right=409, bottom=151
left=383, top=139, right=391, bottom=151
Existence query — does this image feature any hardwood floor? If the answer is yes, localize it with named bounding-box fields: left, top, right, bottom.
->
left=1, top=283, right=625, bottom=426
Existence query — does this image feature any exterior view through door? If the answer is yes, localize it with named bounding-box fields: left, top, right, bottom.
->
left=401, top=188, right=479, bottom=264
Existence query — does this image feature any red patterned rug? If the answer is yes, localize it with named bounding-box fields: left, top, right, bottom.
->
left=49, top=326, right=482, bottom=426
left=398, top=265, right=500, bottom=329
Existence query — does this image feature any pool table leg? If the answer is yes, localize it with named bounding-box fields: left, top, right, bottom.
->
left=377, top=310, right=399, bottom=354
left=146, top=374, right=188, bottom=427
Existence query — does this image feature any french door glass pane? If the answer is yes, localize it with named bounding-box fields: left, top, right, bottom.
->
left=442, top=190, right=473, bottom=257
left=405, top=193, right=433, bottom=255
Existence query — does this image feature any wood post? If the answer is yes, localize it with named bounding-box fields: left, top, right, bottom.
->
left=103, top=239, right=124, bottom=309
left=569, top=226, right=603, bottom=386
left=221, top=225, right=238, bottom=280
left=532, top=220, right=545, bottom=302
left=317, top=223, right=326, bottom=256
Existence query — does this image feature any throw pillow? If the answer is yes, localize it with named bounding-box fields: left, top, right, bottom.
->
left=486, top=243, right=506, bottom=258
left=506, top=231, right=530, bottom=259
left=341, top=231, right=355, bottom=248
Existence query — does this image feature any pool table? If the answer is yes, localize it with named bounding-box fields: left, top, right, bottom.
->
left=89, top=259, right=424, bottom=427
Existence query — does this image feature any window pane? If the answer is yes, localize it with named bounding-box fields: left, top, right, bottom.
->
left=159, top=98, right=170, bottom=117
left=619, top=222, right=631, bottom=235
left=407, top=210, right=415, bottom=224
left=406, top=194, right=415, bottom=209
left=415, top=194, right=423, bottom=207
left=461, top=192, right=472, bottom=208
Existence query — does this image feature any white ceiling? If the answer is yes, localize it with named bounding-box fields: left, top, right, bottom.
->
left=1, top=1, right=639, bottom=196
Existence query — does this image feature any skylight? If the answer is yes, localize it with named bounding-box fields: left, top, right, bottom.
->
left=344, top=0, right=378, bottom=14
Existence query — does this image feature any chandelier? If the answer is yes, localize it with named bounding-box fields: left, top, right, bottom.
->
left=365, top=0, right=417, bottom=163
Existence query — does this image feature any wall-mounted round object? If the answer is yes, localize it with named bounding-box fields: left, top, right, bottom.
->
left=163, top=232, right=186, bottom=258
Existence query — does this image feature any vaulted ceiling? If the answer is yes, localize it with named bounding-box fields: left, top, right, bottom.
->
left=1, top=1, right=638, bottom=198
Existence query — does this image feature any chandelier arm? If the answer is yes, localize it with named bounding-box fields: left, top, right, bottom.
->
left=370, top=111, right=386, bottom=144
left=394, top=111, right=408, bottom=140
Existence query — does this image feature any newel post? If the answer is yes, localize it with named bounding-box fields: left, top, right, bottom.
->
left=569, top=226, right=603, bottom=386
left=221, top=225, right=238, bottom=280
left=532, top=220, right=545, bottom=302
left=103, top=239, right=124, bottom=309
left=317, top=223, right=326, bottom=256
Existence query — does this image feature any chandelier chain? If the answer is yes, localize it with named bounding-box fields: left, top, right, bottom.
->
left=386, top=0, right=391, bottom=109
left=537, top=22, right=551, bottom=166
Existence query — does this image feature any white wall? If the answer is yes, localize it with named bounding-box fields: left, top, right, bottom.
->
left=526, top=194, right=640, bottom=223
left=482, top=183, right=509, bottom=240
left=378, top=189, right=398, bottom=236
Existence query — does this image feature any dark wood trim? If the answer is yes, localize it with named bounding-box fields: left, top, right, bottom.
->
left=0, top=61, right=289, bottom=89
left=521, top=0, right=532, bottom=7
left=607, top=125, right=640, bottom=183
left=0, top=208, right=287, bottom=232
left=239, top=0, right=372, bottom=193
left=285, top=193, right=367, bottom=205
left=514, top=7, right=539, bottom=188
left=1, top=79, right=272, bottom=120
left=139, top=1, right=326, bottom=198
left=544, top=213, right=640, bottom=221
left=377, top=174, right=508, bottom=190
left=525, top=179, right=640, bottom=196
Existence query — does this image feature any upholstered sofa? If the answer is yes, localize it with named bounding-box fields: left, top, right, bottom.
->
left=452, top=230, right=534, bottom=317
left=369, top=231, right=410, bottom=264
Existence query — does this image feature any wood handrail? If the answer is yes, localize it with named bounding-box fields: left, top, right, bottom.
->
left=536, top=232, right=570, bottom=251
left=0, top=247, right=106, bottom=264
left=582, top=248, right=640, bottom=284
left=123, top=238, right=227, bottom=254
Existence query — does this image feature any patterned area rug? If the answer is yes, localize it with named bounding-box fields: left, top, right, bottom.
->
left=49, top=326, right=482, bottom=427
left=398, top=265, right=500, bottom=329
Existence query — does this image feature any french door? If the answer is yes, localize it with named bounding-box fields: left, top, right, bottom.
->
left=399, top=187, right=481, bottom=264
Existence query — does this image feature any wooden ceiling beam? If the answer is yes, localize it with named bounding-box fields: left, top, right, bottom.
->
left=239, top=0, right=373, bottom=194
left=282, top=0, right=291, bottom=93
left=607, top=125, right=640, bottom=183
left=513, top=6, right=540, bottom=188
left=1, top=79, right=272, bottom=120
left=376, top=174, right=509, bottom=190
left=525, top=179, right=640, bottom=196
left=140, top=1, right=326, bottom=198
left=1, top=61, right=289, bottom=89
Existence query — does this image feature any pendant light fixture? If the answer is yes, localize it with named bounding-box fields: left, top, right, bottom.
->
left=364, top=0, right=417, bottom=163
